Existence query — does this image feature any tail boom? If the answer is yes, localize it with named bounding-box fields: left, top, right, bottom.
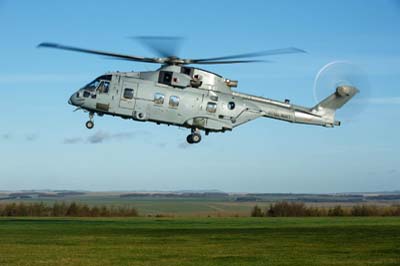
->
left=255, top=86, right=358, bottom=128
left=310, top=85, right=359, bottom=126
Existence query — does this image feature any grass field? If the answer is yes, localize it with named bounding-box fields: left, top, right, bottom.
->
left=0, top=217, right=399, bottom=266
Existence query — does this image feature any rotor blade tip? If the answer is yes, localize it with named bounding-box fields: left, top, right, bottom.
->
left=296, top=47, right=308, bottom=54
left=37, top=42, right=56, bottom=48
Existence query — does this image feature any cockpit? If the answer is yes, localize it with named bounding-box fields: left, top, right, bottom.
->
left=69, top=75, right=112, bottom=107
left=81, top=75, right=112, bottom=94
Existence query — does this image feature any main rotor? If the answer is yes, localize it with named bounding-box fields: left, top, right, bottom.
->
left=38, top=36, right=306, bottom=66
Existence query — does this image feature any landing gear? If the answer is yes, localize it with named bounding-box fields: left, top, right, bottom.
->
left=85, top=112, right=94, bottom=129
left=85, top=120, right=94, bottom=129
left=186, top=129, right=202, bottom=144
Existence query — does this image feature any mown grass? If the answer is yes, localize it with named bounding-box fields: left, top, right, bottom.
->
left=0, top=217, right=399, bottom=266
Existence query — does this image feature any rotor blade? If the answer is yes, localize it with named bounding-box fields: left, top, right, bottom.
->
left=189, top=47, right=306, bottom=63
left=37, top=42, right=159, bottom=63
left=190, top=59, right=270, bottom=65
left=131, top=36, right=184, bottom=58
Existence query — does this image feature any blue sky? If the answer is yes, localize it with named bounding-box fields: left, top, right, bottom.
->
left=0, top=0, right=399, bottom=193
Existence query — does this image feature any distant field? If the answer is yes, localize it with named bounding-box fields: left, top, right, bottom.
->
left=0, top=197, right=257, bottom=216
left=2, top=191, right=400, bottom=216
left=0, top=217, right=399, bottom=266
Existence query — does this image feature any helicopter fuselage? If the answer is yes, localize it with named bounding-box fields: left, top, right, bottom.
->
left=69, top=65, right=356, bottom=143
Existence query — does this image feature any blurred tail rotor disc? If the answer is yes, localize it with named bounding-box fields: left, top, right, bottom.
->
left=313, top=61, right=370, bottom=121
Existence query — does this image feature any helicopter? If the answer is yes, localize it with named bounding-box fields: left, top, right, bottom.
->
left=38, top=38, right=358, bottom=144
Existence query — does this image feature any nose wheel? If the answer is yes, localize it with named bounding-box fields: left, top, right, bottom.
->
left=85, top=112, right=94, bottom=129
left=186, top=129, right=202, bottom=144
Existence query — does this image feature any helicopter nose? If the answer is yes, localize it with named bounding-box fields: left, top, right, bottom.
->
left=69, top=91, right=84, bottom=106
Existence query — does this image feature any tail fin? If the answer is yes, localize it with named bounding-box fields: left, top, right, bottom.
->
left=312, top=85, right=359, bottom=124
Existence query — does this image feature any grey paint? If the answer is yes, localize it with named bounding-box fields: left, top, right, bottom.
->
left=69, top=65, right=358, bottom=142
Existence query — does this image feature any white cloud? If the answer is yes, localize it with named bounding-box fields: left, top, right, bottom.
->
left=64, top=130, right=150, bottom=144
left=25, top=134, right=39, bottom=142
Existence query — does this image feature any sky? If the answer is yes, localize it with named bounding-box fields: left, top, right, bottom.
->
left=0, top=0, right=399, bottom=193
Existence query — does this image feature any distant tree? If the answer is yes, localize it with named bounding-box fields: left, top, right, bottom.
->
left=306, top=206, right=326, bottom=217
left=99, top=206, right=110, bottom=217
left=52, top=202, right=67, bottom=216
left=328, top=205, right=345, bottom=216
left=31, top=202, right=50, bottom=216
left=4, top=203, right=17, bottom=216
left=79, top=204, right=91, bottom=217
left=90, top=206, right=100, bottom=217
left=266, top=202, right=307, bottom=217
left=387, top=205, right=400, bottom=216
left=251, top=205, right=264, bottom=217
left=351, top=205, right=380, bottom=216
left=66, top=202, right=79, bottom=216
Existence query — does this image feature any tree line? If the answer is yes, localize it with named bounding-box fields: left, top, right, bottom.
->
left=0, top=202, right=138, bottom=217
left=251, top=201, right=400, bottom=217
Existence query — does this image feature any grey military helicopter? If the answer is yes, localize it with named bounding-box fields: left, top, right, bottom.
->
left=38, top=38, right=358, bottom=144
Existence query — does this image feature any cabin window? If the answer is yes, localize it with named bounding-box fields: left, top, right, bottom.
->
left=228, top=101, right=235, bottom=110
left=154, top=93, right=165, bottom=104
left=169, top=95, right=180, bottom=108
left=83, top=91, right=91, bottom=98
left=123, top=88, right=134, bottom=99
left=158, top=71, right=173, bottom=85
left=206, top=102, right=217, bottom=113
left=97, top=81, right=110, bottom=94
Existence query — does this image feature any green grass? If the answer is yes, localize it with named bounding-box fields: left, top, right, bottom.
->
left=0, top=217, right=399, bottom=266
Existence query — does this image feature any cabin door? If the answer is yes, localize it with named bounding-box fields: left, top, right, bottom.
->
left=119, top=82, right=138, bottom=113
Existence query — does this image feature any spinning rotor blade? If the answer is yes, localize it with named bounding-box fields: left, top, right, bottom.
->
left=190, top=59, right=269, bottom=64
left=188, top=47, right=306, bottom=63
left=38, top=42, right=306, bottom=66
left=132, top=36, right=184, bottom=58
left=313, top=61, right=371, bottom=121
left=38, top=42, right=160, bottom=63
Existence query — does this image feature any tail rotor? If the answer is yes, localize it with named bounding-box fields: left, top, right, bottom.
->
left=313, top=61, right=371, bottom=122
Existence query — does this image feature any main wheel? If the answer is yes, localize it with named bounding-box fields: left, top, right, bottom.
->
left=186, top=134, right=194, bottom=144
left=191, top=133, right=201, bottom=144
left=85, top=120, right=94, bottom=129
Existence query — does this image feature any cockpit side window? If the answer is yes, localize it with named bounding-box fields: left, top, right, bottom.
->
left=97, top=81, right=110, bottom=93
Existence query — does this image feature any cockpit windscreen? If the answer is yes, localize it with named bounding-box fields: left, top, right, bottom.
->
left=82, top=75, right=112, bottom=91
